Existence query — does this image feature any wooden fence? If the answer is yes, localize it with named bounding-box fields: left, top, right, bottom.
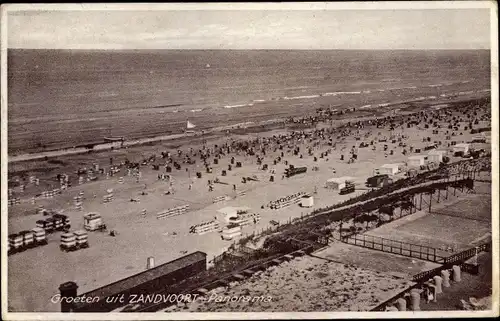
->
left=343, top=234, right=444, bottom=263
left=212, top=195, right=227, bottom=203
left=444, top=242, right=490, bottom=265
left=156, top=204, right=189, bottom=219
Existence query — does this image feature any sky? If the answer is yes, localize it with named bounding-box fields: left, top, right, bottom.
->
left=6, top=6, right=492, bottom=50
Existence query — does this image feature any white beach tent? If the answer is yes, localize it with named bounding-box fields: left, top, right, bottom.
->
left=217, top=206, right=251, bottom=223
left=427, top=150, right=447, bottom=163
left=221, top=224, right=242, bottom=240
left=301, top=195, right=314, bottom=208
left=325, top=177, right=354, bottom=190
left=453, top=143, right=470, bottom=155
left=379, top=163, right=400, bottom=175
left=407, top=155, right=426, bottom=167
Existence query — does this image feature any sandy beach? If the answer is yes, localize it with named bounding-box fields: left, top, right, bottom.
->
left=7, top=91, right=492, bottom=312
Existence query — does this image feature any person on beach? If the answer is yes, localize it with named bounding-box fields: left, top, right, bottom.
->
left=425, top=285, right=434, bottom=303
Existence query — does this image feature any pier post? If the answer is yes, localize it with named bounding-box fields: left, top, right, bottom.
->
left=441, top=270, right=451, bottom=288
left=410, top=290, right=421, bottom=311
left=433, top=276, right=443, bottom=294
left=396, top=298, right=406, bottom=311
left=452, top=265, right=462, bottom=282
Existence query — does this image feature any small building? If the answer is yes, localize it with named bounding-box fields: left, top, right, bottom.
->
left=427, top=150, right=447, bottom=163
left=68, top=251, right=207, bottom=312
left=453, top=143, right=470, bottom=155
left=83, top=213, right=103, bottom=231
left=228, top=212, right=260, bottom=227
left=325, top=177, right=354, bottom=190
left=407, top=155, right=426, bottom=167
left=217, top=206, right=251, bottom=223
left=378, top=163, right=401, bottom=176
left=221, top=224, right=242, bottom=240
left=365, top=174, right=392, bottom=188
left=301, top=195, right=314, bottom=208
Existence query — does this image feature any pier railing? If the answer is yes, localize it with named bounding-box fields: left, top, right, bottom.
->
left=343, top=234, right=444, bottom=263
left=443, top=242, right=490, bottom=265
left=372, top=241, right=491, bottom=311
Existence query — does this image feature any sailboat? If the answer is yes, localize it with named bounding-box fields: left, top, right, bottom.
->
left=187, top=120, right=196, bottom=129
left=185, top=120, right=197, bottom=134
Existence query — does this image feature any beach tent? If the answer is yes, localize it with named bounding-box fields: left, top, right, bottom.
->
left=217, top=206, right=250, bottom=223
left=427, top=150, right=447, bottom=163
left=453, top=143, right=470, bottom=155
left=379, top=163, right=401, bottom=176
left=301, top=195, right=314, bottom=208
left=407, top=155, right=426, bottom=167
left=221, top=224, right=242, bottom=240
left=325, top=177, right=354, bottom=190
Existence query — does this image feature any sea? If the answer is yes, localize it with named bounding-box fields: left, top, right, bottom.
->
left=7, top=49, right=491, bottom=154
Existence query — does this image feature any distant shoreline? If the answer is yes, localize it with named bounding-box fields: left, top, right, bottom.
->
left=7, top=91, right=490, bottom=164
left=7, top=119, right=285, bottom=164
left=7, top=48, right=489, bottom=154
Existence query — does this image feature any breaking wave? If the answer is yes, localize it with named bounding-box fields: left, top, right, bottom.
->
left=283, top=95, right=321, bottom=100
left=224, top=103, right=254, bottom=109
